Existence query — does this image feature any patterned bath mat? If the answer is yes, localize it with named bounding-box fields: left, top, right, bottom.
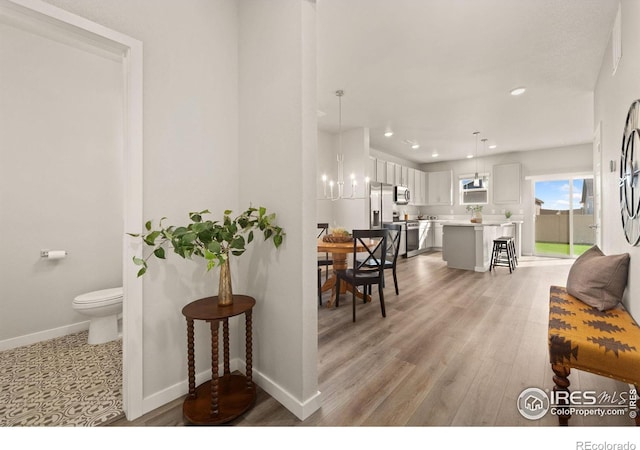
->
left=0, top=331, right=123, bottom=426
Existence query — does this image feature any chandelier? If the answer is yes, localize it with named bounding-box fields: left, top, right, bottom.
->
left=321, top=90, right=367, bottom=200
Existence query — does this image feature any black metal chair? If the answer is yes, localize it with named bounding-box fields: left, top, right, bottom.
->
left=317, top=223, right=333, bottom=306
left=335, top=229, right=387, bottom=322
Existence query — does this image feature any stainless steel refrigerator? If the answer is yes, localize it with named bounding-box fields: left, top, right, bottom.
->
left=369, top=182, right=393, bottom=228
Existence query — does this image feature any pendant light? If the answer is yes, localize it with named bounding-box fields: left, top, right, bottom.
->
left=320, top=89, right=368, bottom=200
left=481, top=138, right=488, bottom=185
left=473, top=131, right=480, bottom=187
left=321, top=89, right=362, bottom=200
left=336, top=89, right=345, bottom=199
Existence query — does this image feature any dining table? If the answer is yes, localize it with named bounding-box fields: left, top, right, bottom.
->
left=317, top=237, right=377, bottom=307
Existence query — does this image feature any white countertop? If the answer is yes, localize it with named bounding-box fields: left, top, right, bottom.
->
left=442, top=221, right=516, bottom=227
left=389, top=219, right=523, bottom=225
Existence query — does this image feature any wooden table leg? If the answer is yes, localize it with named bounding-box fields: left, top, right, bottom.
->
left=182, top=296, right=256, bottom=425
left=551, top=363, right=571, bottom=426
left=222, top=318, right=230, bottom=376
left=186, top=318, right=195, bottom=398
left=245, top=310, right=253, bottom=389
left=210, top=320, right=219, bottom=417
left=345, top=283, right=371, bottom=303
left=323, top=252, right=371, bottom=307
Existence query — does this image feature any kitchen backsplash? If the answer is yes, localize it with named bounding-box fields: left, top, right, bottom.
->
left=393, top=203, right=524, bottom=222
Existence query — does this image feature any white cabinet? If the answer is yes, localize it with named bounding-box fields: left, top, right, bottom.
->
left=433, top=222, right=444, bottom=248
left=427, top=170, right=453, bottom=205
left=368, top=157, right=428, bottom=205
left=386, top=162, right=396, bottom=185
left=493, top=163, right=521, bottom=204
left=407, top=168, right=415, bottom=204
left=368, top=157, right=376, bottom=182
left=414, top=170, right=426, bottom=205
left=375, top=159, right=386, bottom=183
left=421, top=171, right=428, bottom=204
left=391, top=163, right=409, bottom=187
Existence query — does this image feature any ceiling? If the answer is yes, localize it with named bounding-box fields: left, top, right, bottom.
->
left=316, top=0, right=619, bottom=164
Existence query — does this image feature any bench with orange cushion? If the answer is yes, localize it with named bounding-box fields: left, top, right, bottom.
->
left=548, top=285, right=640, bottom=426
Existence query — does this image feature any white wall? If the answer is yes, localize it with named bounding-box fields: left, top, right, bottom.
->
left=316, top=130, right=334, bottom=223
left=317, top=127, right=369, bottom=231
left=594, top=0, right=640, bottom=316
left=238, top=0, right=320, bottom=418
left=0, top=20, right=123, bottom=342
left=20, top=0, right=320, bottom=422
left=419, top=144, right=593, bottom=255
left=42, top=0, right=242, bottom=406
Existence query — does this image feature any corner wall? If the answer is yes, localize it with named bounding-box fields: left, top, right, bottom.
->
left=238, top=0, right=320, bottom=419
left=42, top=0, right=242, bottom=410
left=0, top=20, right=123, bottom=344
left=594, top=0, right=640, bottom=316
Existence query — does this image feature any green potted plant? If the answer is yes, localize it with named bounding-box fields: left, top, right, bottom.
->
left=466, top=205, right=483, bottom=223
left=129, top=205, right=285, bottom=306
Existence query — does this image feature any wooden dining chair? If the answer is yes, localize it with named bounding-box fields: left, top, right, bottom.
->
left=356, top=224, right=401, bottom=295
left=335, top=229, right=387, bottom=322
left=381, top=223, right=402, bottom=295
left=317, top=223, right=333, bottom=306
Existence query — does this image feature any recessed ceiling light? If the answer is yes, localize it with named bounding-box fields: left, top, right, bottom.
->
left=402, top=139, right=420, bottom=149
left=432, top=152, right=439, bottom=158
left=489, top=144, right=497, bottom=149
left=510, top=87, right=526, bottom=96
left=467, top=154, right=474, bottom=159
left=384, top=130, right=394, bottom=137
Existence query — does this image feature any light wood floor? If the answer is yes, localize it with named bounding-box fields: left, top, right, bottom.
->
left=110, top=252, right=636, bottom=427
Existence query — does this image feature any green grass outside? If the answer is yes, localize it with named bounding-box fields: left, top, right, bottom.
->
left=535, top=242, right=593, bottom=256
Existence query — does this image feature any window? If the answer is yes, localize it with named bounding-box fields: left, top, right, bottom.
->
left=459, top=174, right=489, bottom=205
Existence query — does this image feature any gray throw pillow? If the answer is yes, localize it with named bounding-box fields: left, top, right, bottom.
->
left=566, top=245, right=630, bottom=311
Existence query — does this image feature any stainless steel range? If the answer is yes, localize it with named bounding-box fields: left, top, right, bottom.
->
left=405, top=220, right=420, bottom=257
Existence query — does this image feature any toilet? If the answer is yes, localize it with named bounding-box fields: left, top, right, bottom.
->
left=72, top=287, right=123, bottom=345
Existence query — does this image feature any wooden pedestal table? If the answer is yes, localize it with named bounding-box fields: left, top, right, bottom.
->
left=181, top=295, right=256, bottom=425
left=317, top=238, right=377, bottom=307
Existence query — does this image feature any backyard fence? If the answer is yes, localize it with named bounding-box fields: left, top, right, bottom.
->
left=535, top=214, right=595, bottom=245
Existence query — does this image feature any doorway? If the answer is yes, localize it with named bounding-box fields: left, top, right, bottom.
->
left=0, top=0, right=143, bottom=419
left=533, top=174, right=596, bottom=258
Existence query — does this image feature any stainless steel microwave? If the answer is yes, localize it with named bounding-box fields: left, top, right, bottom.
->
left=394, top=185, right=410, bottom=204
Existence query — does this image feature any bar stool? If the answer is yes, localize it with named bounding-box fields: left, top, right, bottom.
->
left=490, top=237, right=516, bottom=273
left=505, top=236, right=518, bottom=267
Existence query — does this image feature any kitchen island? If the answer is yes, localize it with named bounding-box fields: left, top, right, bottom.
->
left=442, top=221, right=519, bottom=272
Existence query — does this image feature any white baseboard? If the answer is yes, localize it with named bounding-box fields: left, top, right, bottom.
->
left=142, top=358, right=322, bottom=421
left=0, top=321, right=90, bottom=351
left=142, top=367, right=212, bottom=415
left=246, top=362, right=322, bottom=421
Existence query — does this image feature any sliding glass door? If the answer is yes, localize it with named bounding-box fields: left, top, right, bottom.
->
left=534, top=175, right=595, bottom=258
